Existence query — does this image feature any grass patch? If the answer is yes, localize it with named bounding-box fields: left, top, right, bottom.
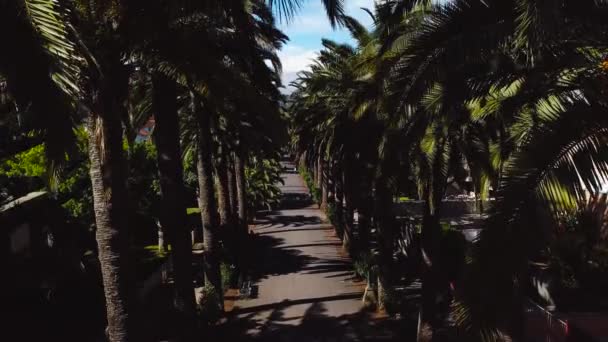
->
left=187, top=207, right=201, bottom=215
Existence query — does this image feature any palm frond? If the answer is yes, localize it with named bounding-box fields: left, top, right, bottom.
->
left=268, top=0, right=345, bottom=27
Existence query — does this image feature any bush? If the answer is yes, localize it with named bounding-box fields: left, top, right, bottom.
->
left=246, top=156, right=284, bottom=211
left=549, top=196, right=608, bottom=296
left=221, top=262, right=237, bottom=289
left=312, top=187, right=321, bottom=204
left=299, top=166, right=320, bottom=204
left=353, top=253, right=374, bottom=280
left=325, top=202, right=343, bottom=231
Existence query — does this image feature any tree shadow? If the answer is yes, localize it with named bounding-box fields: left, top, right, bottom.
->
left=279, top=189, right=315, bottom=210
left=281, top=242, right=343, bottom=249
left=215, top=298, right=414, bottom=341
left=247, top=234, right=316, bottom=282
left=299, top=259, right=354, bottom=276
left=254, top=214, right=323, bottom=230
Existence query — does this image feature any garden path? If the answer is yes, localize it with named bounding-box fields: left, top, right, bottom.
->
left=217, top=162, right=404, bottom=341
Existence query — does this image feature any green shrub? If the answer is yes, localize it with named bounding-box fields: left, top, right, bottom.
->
left=299, top=166, right=320, bottom=204
left=326, top=202, right=338, bottom=227
left=312, top=187, right=321, bottom=204
left=246, top=156, right=284, bottom=211
left=353, top=253, right=374, bottom=280
left=550, top=200, right=608, bottom=294
left=221, top=262, right=237, bottom=289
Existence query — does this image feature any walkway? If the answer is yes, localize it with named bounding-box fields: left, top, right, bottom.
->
left=218, top=162, right=403, bottom=341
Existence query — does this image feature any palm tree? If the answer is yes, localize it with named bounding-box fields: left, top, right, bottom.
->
left=379, top=1, right=608, bottom=340
left=288, top=1, right=608, bottom=341
left=0, top=0, right=78, bottom=167
left=5, top=0, right=339, bottom=340
left=150, top=72, right=197, bottom=339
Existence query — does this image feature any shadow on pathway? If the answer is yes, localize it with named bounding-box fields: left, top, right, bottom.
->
left=217, top=300, right=409, bottom=342
left=215, top=163, right=413, bottom=341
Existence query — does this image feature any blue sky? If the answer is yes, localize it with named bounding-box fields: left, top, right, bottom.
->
left=277, top=0, right=376, bottom=93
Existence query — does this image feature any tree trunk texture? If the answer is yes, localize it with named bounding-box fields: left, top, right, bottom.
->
left=215, top=149, right=231, bottom=230
left=321, top=160, right=336, bottom=211
left=316, top=154, right=323, bottom=189
left=320, top=177, right=330, bottom=211
left=421, top=217, right=440, bottom=335
left=356, top=166, right=374, bottom=252
left=313, top=159, right=319, bottom=188
left=227, top=157, right=238, bottom=221
left=418, top=143, right=448, bottom=342
left=87, top=70, right=137, bottom=342
left=417, top=199, right=442, bottom=342
left=235, top=150, right=248, bottom=232
left=193, top=94, right=223, bottom=310
left=215, top=147, right=239, bottom=276
left=342, top=169, right=354, bottom=250
left=374, top=178, right=395, bottom=312
left=234, top=149, right=250, bottom=278
left=152, top=74, right=196, bottom=340
left=333, top=162, right=344, bottom=231
left=157, top=222, right=167, bottom=253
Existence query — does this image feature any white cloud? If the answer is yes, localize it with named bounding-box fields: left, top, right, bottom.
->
left=277, top=1, right=377, bottom=94
left=278, top=45, right=318, bottom=74
left=281, top=72, right=300, bottom=94
left=278, top=45, right=318, bottom=93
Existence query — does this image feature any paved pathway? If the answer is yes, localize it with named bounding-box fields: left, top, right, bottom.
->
left=218, top=162, right=402, bottom=342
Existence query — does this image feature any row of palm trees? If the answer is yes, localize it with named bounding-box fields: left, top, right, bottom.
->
left=290, top=1, right=608, bottom=341
left=2, top=1, right=349, bottom=341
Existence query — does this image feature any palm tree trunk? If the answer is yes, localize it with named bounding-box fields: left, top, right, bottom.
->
left=418, top=142, right=448, bottom=342
left=342, top=169, right=354, bottom=249
left=417, top=196, right=442, bottom=342
left=357, top=166, right=374, bottom=252
left=87, top=75, right=137, bottom=342
left=321, top=160, right=336, bottom=210
left=316, top=154, right=323, bottom=190
left=215, top=147, right=238, bottom=277
left=192, top=93, right=223, bottom=310
left=357, top=197, right=372, bottom=251
left=334, top=162, right=344, bottom=230
left=320, top=158, right=329, bottom=210
left=215, top=149, right=231, bottom=229
left=227, top=157, right=238, bottom=221
left=313, top=158, right=319, bottom=188
left=234, top=149, right=250, bottom=278
left=374, top=178, right=395, bottom=311
left=235, top=150, right=248, bottom=232
left=152, top=74, right=196, bottom=340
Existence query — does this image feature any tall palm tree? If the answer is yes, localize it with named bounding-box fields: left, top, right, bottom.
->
left=150, top=72, right=197, bottom=339
left=380, top=1, right=608, bottom=340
